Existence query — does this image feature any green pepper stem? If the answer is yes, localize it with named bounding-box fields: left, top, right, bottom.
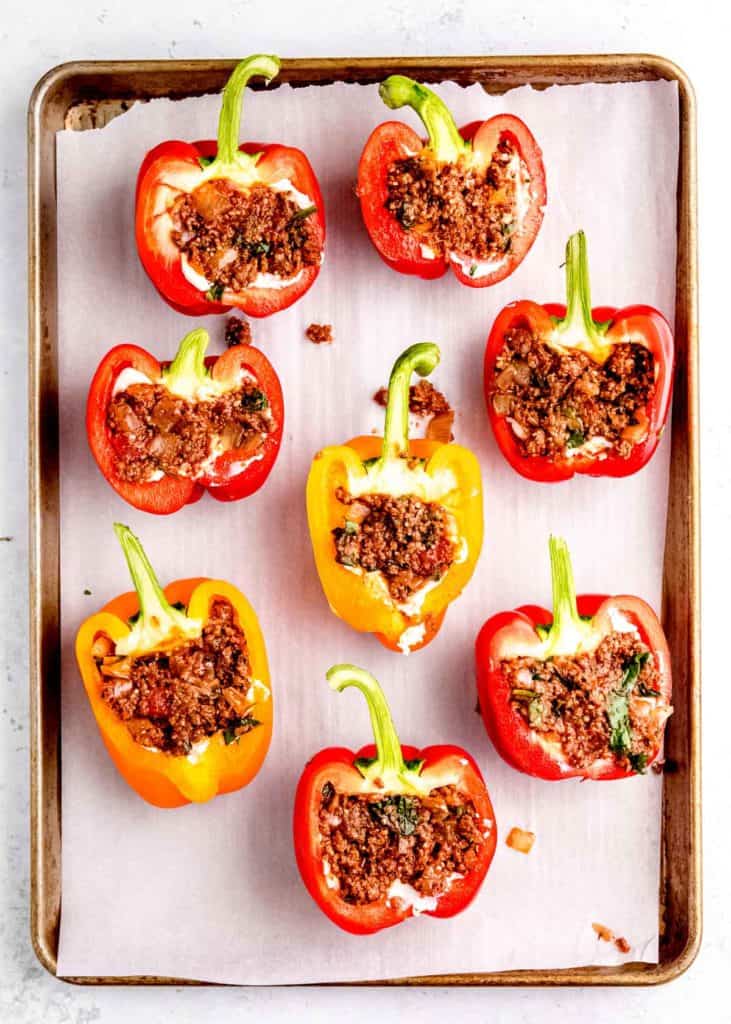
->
left=327, top=664, right=428, bottom=793
left=162, top=329, right=211, bottom=392
left=542, top=536, right=594, bottom=657
left=113, top=525, right=200, bottom=656
left=380, top=343, right=440, bottom=464
left=553, top=231, right=611, bottom=356
left=213, top=54, right=280, bottom=169
left=379, top=75, right=469, bottom=164
left=114, top=524, right=182, bottom=628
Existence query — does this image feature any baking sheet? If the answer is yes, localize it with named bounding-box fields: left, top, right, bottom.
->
left=55, top=77, right=679, bottom=983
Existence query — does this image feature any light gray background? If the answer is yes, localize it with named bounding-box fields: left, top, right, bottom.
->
left=1, top=0, right=728, bottom=1019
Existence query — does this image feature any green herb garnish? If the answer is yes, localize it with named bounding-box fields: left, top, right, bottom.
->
left=607, top=652, right=651, bottom=757
left=369, top=795, right=419, bottom=836
left=629, top=752, right=649, bottom=775
left=250, top=240, right=271, bottom=255
left=291, top=204, right=317, bottom=222
left=223, top=715, right=261, bottom=745
left=566, top=429, right=586, bottom=449
left=198, top=155, right=215, bottom=169
left=241, top=388, right=268, bottom=412
left=469, top=264, right=478, bottom=278
left=343, top=520, right=359, bottom=535
left=206, top=282, right=224, bottom=302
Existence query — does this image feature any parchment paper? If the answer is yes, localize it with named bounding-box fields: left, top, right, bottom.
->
left=55, top=77, right=678, bottom=982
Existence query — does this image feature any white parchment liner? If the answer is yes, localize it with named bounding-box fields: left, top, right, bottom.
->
left=55, top=78, right=678, bottom=982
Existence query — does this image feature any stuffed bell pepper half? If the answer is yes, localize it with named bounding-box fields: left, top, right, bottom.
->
left=475, top=536, right=672, bottom=780
left=358, top=74, right=545, bottom=286
left=294, top=664, right=497, bottom=934
left=484, top=231, right=674, bottom=481
left=87, top=327, right=284, bottom=514
left=136, top=54, right=325, bottom=317
left=76, top=525, right=272, bottom=807
left=306, top=342, right=483, bottom=653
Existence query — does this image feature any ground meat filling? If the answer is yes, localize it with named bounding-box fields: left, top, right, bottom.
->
left=373, top=379, right=451, bottom=418
left=385, top=140, right=529, bottom=262
left=169, top=179, right=321, bottom=293
left=107, top=380, right=272, bottom=483
left=333, top=490, right=456, bottom=603
left=501, top=631, right=666, bottom=771
left=96, top=599, right=259, bottom=756
left=319, top=784, right=485, bottom=904
left=491, top=325, right=656, bottom=459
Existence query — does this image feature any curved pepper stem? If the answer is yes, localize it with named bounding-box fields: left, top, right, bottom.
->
left=552, top=231, right=613, bottom=360
left=213, top=54, right=280, bottom=170
left=327, top=664, right=431, bottom=795
left=379, top=342, right=440, bottom=464
left=541, top=536, right=595, bottom=658
left=379, top=75, right=469, bottom=164
left=113, top=524, right=201, bottom=657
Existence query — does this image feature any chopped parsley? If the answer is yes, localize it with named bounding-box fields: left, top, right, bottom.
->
left=343, top=520, right=359, bottom=535
left=629, top=752, right=649, bottom=775
left=206, top=282, right=224, bottom=302
left=198, top=155, right=215, bottom=169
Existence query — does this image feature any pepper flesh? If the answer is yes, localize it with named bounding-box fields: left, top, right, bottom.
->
left=306, top=343, right=483, bottom=652
left=483, top=230, right=675, bottom=481
left=357, top=75, right=546, bottom=287
left=75, top=525, right=272, bottom=807
left=475, top=537, right=672, bottom=781
left=86, top=328, right=284, bottom=514
left=136, top=55, right=325, bottom=317
left=293, top=665, right=497, bottom=934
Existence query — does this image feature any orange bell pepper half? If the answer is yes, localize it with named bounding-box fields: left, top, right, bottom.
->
left=75, top=524, right=272, bottom=807
left=306, top=343, right=483, bottom=653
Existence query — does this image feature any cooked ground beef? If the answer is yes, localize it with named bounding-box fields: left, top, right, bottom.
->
left=501, top=631, right=666, bottom=771
left=107, top=380, right=272, bottom=483
left=373, top=379, right=452, bottom=418
left=318, top=784, right=485, bottom=904
left=305, top=322, right=333, bottom=344
left=225, top=315, right=252, bottom=347
left=96, top=599, right=259, bottom=756
left=490, top=325, right=656, bottom=459
left=169, top=179, right=321, bottom=293
left=333, top=490, right=455, bottom=603
left=385, top=140, right=527, bottom=261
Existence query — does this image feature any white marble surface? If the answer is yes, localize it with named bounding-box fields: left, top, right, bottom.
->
left=1, top=0, right=728, bottom=1019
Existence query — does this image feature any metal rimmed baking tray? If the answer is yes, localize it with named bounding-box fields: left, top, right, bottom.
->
left=28, top=54, right=700, bottom=985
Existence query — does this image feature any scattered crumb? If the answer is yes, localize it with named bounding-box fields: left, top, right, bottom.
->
left=592, top=923, right=630, bottom=953
left=651, top=760, right=664, bottom=774
left=0, top=536, right=12, bottom=542
left=506, top=827, right=535, bottom=854
left=225, top=316, right=252, bottom=347
left=374, top=380, right=453, bottom=439
left=427, top=409, right=455, bottom=443
left=306, top=323, right=333, bottom=345
left=83, top=588, right=92, bottom=596
left=474, top=697, right=481, bottom=715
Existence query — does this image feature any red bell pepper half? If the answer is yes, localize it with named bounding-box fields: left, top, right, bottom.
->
left=475, top=537, right=673, bottom=781
left=294, top=665, right=497, bottom=935
left=86, top=328, right=284, bottom=515
left=357, top=75, right=545, bottom=286
left=136, top=54, right=325, bottom=318
left=484, top=231, right=675, bottom=481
